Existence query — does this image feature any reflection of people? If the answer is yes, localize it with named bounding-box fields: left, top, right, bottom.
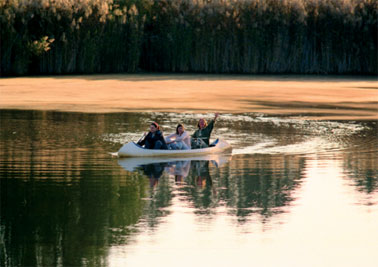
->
left=141, top=163, right=166, bottom=187
left=137, top=122, right=168, bottom=150
left=166, top=124, right=191, bottom=150
left=166, top=160, right=191, bottom=184
left=188, top=160, right=216, bottom=208
left=191, top=113, right=219, bottom=149
left=192, top=160, right=213, bottom=188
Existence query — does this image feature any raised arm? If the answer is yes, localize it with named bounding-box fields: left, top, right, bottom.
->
left=207, top=119, right=215, bottom=132
left=214, top=112, right=219, bottom=121
left=208, top=113, right=219, bottom=129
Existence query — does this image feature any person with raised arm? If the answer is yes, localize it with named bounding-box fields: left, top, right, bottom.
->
left=191, top=113, right=219, bottom=149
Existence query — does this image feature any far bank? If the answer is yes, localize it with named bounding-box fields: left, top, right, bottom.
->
left=0, top=74, right=377, bottom=120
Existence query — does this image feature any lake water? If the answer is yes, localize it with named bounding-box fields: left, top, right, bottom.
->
left=0, top=110, right=377, bottom=267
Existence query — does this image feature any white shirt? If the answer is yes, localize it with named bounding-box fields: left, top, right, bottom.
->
left=166, top=131, right=191, bottom=148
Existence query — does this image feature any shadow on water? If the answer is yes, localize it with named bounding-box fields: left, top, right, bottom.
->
left=1, top=109, right=377, bottom=266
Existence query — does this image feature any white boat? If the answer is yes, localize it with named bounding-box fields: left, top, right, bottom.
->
left=117, top=139, right=232, bottom=157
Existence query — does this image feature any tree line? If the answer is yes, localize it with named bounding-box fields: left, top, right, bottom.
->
left=1, top=0, right=377, bottom=76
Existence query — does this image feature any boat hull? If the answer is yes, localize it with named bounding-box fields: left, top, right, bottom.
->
left=117, top=139, right=232, bottom=157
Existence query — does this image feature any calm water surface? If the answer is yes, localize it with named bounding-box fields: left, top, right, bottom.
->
left=0, top=110, right=377, bottom=267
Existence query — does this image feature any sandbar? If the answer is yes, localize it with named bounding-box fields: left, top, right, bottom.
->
left=1, top=74, right=377, bottom=120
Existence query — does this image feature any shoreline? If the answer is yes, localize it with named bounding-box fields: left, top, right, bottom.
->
left=1, top=74, right=377, bottom=120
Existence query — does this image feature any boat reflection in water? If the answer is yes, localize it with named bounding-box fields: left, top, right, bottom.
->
left=118, top=154, right=231, bottom=188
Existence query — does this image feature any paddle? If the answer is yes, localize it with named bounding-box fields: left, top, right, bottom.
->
left=136, top=132, right=147, bottom=143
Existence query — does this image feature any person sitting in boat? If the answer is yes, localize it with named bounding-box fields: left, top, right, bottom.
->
left=137, top=122, right=168, bottom=150
left=191, top=113, right=219, bottom=149
left=165, top=124, right=191, bottom=150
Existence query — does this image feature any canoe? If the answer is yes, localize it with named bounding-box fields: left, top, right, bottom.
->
left=117, top=139, right=232, bottom=157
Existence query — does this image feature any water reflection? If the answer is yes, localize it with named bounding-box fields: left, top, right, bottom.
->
left=118, top=154, right=304, bottom=223
left=169, top=160, right=191, bottom=183
left=141, top=162, right=166, bottom=187
left=1, top=110, right=377, bottom=266
left=0, top=169, right=148, bottom=266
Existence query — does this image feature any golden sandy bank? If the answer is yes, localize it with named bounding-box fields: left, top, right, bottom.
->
left=0, top=74, right=377, bottom=120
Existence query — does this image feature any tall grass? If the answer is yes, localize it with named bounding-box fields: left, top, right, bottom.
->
left=1, top=0, right=377, bottom=75
left=1, top=0, right=146, bottom=75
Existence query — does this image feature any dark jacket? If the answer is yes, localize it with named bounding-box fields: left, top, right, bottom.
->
left=137, top=130, right=168, bottom=149
left=191, top=120, right=215, bottom=146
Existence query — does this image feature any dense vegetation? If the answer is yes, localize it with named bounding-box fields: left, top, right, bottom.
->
left=1, top=0, right=377, bottom=75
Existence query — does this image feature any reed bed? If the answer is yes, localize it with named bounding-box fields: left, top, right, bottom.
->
left=1, top=0, right=376, bottom=75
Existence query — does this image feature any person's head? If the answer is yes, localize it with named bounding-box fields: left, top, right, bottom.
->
left=150, top=122, right=160, bottom=133
left=176, top=124, right=185, bottom=135
left=197, top=118, right=207, bottom=129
